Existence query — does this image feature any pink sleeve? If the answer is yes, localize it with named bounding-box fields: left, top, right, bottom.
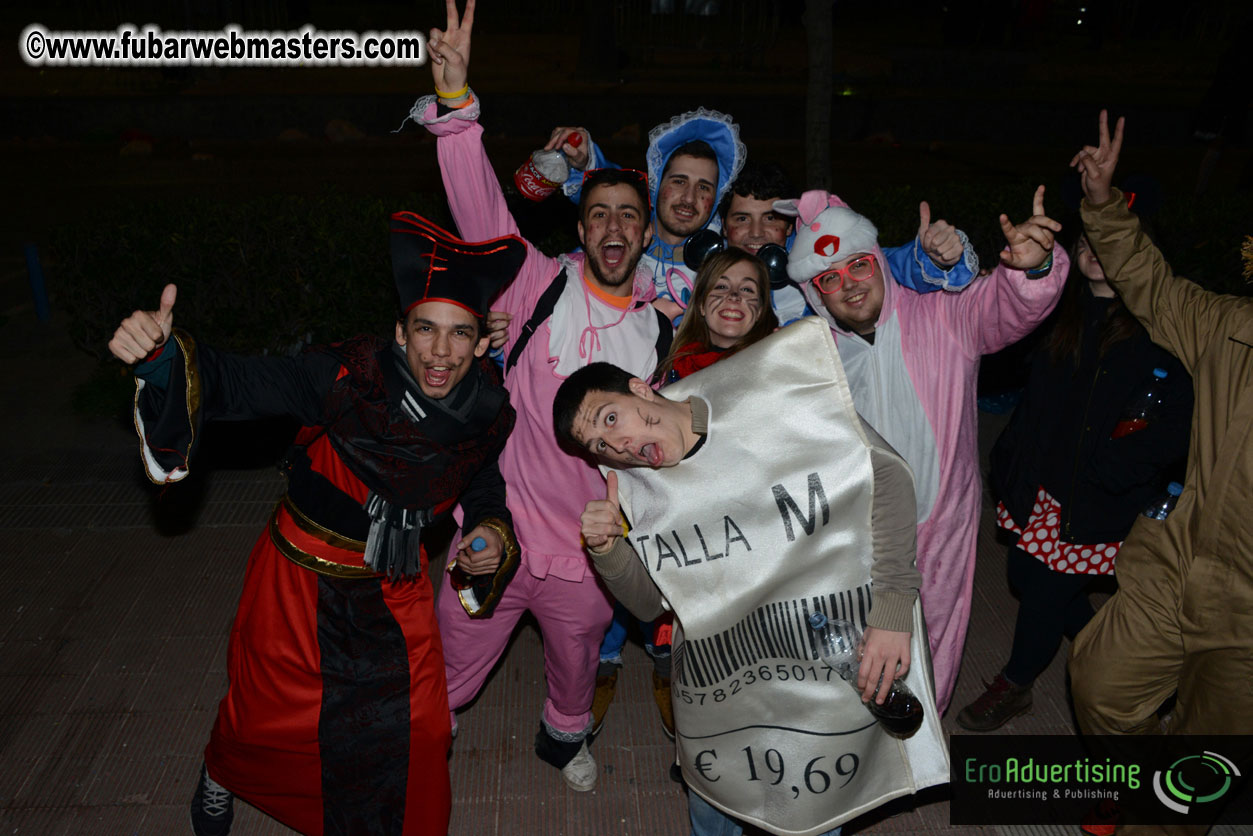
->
left=429, top=106, right=560, bottom=324
left=946, top=247, right=1070, bottom=357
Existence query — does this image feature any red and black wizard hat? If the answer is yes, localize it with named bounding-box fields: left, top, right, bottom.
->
left=390, top=212, right=527, bottom=318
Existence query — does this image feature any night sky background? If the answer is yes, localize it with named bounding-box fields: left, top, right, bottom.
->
left=1, top=1, right=1250, bottom=389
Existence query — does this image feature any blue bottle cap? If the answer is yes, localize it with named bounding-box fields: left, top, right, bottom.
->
left=1167, top=482, right=1183, bottom=496
left=470, top=537, right=487, bottom=551
left=1153, top=368, right=1168, bottom=379
left=808, top=612, right=828, bottom=629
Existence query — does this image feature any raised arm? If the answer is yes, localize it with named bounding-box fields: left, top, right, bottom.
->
left=413, top=0, right=560, bottom=318
left=948, top=185, right=1068, bottom=356
left=1075, top=111, right=1239, bottom=370
left=547, top=128, right=615, bottom=201
left=111, top=285, right=338, bottom=483
left=422, top=0, right=518, bottom=243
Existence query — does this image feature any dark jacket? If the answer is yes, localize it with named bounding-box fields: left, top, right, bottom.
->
left=991, top=284, right=1193, bottom=546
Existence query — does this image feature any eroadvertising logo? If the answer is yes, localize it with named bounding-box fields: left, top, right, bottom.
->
left=1152, top=751, right=1241, bottom=815
left=950, top=736, right=1251, bottom=827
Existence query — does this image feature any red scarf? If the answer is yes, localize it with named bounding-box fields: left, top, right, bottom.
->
left=671, top=342, right=728, bottom=379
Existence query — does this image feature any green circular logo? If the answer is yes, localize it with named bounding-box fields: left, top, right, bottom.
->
left=1153, top=751, right=1241, bottom=815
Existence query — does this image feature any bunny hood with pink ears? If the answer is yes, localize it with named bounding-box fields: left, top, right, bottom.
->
left=775, top=191, right=880, bottom=283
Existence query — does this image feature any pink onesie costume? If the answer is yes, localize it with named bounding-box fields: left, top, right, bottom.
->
left=409, top=93, right=662, bottom=746
left=794, top=208, right=1067, bottom=712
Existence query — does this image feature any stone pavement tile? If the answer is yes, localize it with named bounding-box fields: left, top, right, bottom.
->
left=0, top=804, right=148, bottom=835
left=450, top=740, right=504, bottom=798
left=3, top=604, right=83, bottom=643
left=147, top=755, right=203, bottom=807
left=12, top=754, right=100, bottom=808
left=0, top=639, right=62, bottom=677
left=136, top=804, right=197, bottom=836
left=454, top=698, right=509, bottom=752
left=230, top=799, right=305, bottom=835
left=193, top=671, right=228, bottom=713
left=95, top=634, right=166, bottom=676
left=851, top=785, right=953, bottom=833
left=447, top=790, right=502, bottom=833
left=159, top=586, right=245, bottom=640
left=563, top=777, right=641, bottom=836
left=104, top=710, right=200, bottom=760
left=67, top=673, right=147, bottom=715
left=109, top=582, right=202, bottom=640
left=582, top=740, right=635, bottom=795
left=0, top=636, right=110, bottom=681
left=152, top=633, right=221, bottom=673
left=606, top=696, right=672, bottom=751
left=631, top=742, right=681, bottom=793
left=133, top=669, right=209, bottom=716
left=0, top=672, right=88, bottom=717
left=0, top=530, right=85, bottom=596
left=79, top=755, right=168, bottom=807
left=0, top=712, right=77, bottom=762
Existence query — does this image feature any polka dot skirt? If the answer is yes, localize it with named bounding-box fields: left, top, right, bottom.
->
left=996, top=486, right=1121, bottom=575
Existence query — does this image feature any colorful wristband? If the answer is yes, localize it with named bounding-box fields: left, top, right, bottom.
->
left=435, top=83, right=469, bottom=99
left=1024, top=251, right=1054, bottom=278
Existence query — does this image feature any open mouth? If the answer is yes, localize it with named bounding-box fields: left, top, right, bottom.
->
left=718, top=310, right=745, bottom=321
left=843, top=290, right=869, bottom=307
left=672, top=204, right=697, bottom=222
left=638, top=442, right=662, bottom=467
left=601, top=240, right=626, bottom=268
left=743, top=242, right=763, bottom=253
left=424, top=365, right=452, bottom=389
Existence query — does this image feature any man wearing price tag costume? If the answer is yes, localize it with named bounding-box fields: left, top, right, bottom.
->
left=557, top=319, right=949, bottom=836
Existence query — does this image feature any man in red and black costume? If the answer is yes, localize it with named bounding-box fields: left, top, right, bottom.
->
left=108, top=214, right=526, bottom=836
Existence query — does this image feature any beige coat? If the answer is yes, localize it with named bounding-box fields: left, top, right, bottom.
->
left=1071, top=189, right=1253, bottom=739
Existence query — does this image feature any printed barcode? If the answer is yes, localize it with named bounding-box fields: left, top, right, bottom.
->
left=675, top=585, right=872, bottom=688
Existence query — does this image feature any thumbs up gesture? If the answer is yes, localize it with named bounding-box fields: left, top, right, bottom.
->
left=581, top=471, right=624, bottom=553
left=108, top=283, right=177, bottom=364
left=917, top=201, right=962, bottom=268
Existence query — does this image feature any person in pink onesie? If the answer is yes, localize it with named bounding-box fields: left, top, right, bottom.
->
left=779, top=186, right=1068, bottom=712
left=407, top=1, right=671, bottom=791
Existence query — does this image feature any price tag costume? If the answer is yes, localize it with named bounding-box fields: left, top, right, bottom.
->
left=566, top=319, right=949, bottom=835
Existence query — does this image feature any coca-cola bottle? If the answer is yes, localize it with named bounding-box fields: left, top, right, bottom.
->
left=1111, top=367, right=1168, bottom=439
left=513, top=133, right=583, bottom=201
left=808, top=611, right=924, bottom=736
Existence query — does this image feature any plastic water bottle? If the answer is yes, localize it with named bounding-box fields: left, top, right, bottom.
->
left=449, top=536, right=490, bottom=590
left=1142, top=482, right=1183, bottom=520
left=1111, top=367, right=1169, bottom=439
left=807, top=612, right=924, bottom=736
left=513, top=133, right=582, bottom=201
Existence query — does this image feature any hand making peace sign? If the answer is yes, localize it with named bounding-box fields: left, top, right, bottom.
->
left=428, top=0, right=475, bottom=96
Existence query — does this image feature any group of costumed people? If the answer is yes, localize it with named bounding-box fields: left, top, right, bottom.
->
left=106, top=1, right=1252, bottom=834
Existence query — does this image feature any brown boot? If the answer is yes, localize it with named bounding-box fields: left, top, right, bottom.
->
left=955, top=672, right=1032, bottom=732
left=591, top=665, right=619, bottom=736
left=652, top=671, right=675, bottom=739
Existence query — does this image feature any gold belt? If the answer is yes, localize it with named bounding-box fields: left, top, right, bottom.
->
left=268, top=495, right=378, bottom=580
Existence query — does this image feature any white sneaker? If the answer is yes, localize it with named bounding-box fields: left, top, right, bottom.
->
left=561, top=741, right=597, bottom=792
